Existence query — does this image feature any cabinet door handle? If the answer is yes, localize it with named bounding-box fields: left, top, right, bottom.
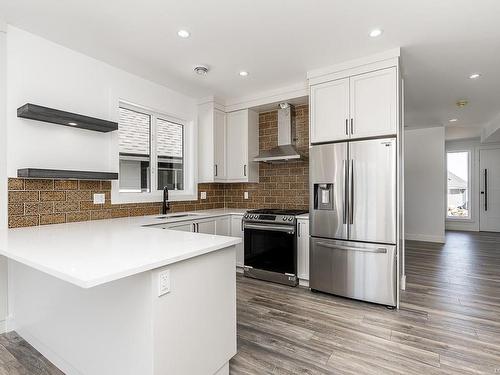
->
left=298, top=222, right=301, bottom=237
left=345, top=119, right=348, bottom=135
left=193, top=223, right=196, bottom=232
left=350, top=118, right=354, bottom=134
left=243, top=165, right=247, bottom=177
left=215, top=164, right=218, bottom=177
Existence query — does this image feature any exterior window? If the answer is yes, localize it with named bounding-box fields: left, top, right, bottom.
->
left=447, top=151, right=470, bottom=219
left=119, top=107, right=151, bottom=192
left=118, top=105, right=185, bottom=193
left=157, top=118, right=184, bottom=190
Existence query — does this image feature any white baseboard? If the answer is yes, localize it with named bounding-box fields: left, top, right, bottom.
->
left=445, top=222, right=479, bottom=232
left=405, top=233, right=445, bottom=243
left=298, top=279, right=309, bottom=288
left=0, top=319, right=5, bottom=334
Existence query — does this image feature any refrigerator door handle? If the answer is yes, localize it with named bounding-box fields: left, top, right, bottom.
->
left=343, top=160, right=348, bottom=224
left=316, top=242, right=388, bottom=254
left=349, top=160, right=354, bottom=224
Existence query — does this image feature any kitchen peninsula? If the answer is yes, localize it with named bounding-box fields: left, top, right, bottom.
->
left=0, top=212, right=242, bottom=375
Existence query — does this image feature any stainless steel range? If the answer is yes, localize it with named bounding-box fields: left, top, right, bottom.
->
left=242, top=208, right=308, bottom=286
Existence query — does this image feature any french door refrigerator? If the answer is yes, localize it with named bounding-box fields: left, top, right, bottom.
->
left=309, top=138, right=397, bottom=306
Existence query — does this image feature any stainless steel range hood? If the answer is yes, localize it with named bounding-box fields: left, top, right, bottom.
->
left=253, top=103, right=305, bottom=163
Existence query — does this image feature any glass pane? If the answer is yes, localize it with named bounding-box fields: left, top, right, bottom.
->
left=447, top=151, right=469, bottom=218
left=157, top=118, right=184, bottom=190
left=118, top=107, right=151, bottom=192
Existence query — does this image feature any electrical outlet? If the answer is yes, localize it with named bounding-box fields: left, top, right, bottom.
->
left=93, top=193, right=105, bottom=204
left=158, top=269, right=170, bottom=297
left=244, top=192, right=249, bottom=200
left=200, top=191, right=207, bottom=200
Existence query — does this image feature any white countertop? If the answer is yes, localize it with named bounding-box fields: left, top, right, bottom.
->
left=0, top=209, right=245, bottom=289
left=296, top=213, right=309, bottom=220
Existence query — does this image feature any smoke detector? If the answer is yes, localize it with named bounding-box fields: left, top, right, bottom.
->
left=194, top=65, right=209, bottom=75
left=456, top=99, right=468, bottom=108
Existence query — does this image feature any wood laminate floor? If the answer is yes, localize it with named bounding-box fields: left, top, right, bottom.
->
left=1, top=231, right=500, bottom=374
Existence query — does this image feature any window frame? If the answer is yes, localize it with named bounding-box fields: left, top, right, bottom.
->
left=112, top=101, right=197, bottom=204
left=446, top=150, right=472, bottom=221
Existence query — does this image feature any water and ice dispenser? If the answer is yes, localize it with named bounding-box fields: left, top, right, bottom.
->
left=313, top=183, right=334, bottom=211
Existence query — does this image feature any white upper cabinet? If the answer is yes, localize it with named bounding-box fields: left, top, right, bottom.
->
left=226, top=109, right=259, bottom=182
left=310, top=77, right=350, bottom=143
left=213, top=109, right=226, bottom=180
left=198, top=103, right=258, bottom=183
left=198, top=101, right=226, bottom=183
left=349, top=67, right=397, bottom=139
left=309, top=64, right=398, bottom=143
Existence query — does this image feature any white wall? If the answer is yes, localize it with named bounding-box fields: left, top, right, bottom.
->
left=404, top=127, right=445, bottom=243
left=6, top=26, right=197, bottom=177
left=0, top=21, right=8, bottom=332
left=1, top=26, right=199, bottom=332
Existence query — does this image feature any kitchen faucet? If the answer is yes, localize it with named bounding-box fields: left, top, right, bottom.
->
left=162, top=186, right=170, bottom=214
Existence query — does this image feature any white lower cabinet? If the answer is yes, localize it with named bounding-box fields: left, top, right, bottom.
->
left=195, top=218, right=216, bottom=234
left=230, top=215, right=244, bottom=267
left=165, top=222, right=193, bottom=232
left=162, top=214, right=244, bottom=268
left=297, top=219, right=310, bottom=281
left=215, top=216, right=231, bottom=236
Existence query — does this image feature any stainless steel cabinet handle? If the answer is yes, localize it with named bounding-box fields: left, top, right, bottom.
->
left=193, top=223, right=196, bottom=232
left=316, top=242, right=387, bottom=254
left=350, top=118, right=354, bottom=134
left=345, top=119, right=348, bottom=135
left=298, top=222, right=301, bottom=237
left=241, top=218, right=244, bottom=232
left=243, top=164, right=247, bottom=177
left=349, top=160, right=354, bottom=224
left=215, top=164, right=218, bottom=177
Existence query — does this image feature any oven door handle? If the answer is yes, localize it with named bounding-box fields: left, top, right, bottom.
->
left=243, top=223, right=295, bottom=234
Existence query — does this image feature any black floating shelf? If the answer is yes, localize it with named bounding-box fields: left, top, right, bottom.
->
left=17, top=169, right=118, bottom=180
left=17, top=103, right=118, bottom=133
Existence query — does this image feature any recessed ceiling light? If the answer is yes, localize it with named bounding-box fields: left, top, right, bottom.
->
left=68, top=122, right=78, bottom=126
left=239, top=71, right=249, bottom=77
left=469, top=73, right=481, bottom=79
left=177, top=29, right=190, bottom=38
left=194, top=65, right=209, bottom=75
left=369, top=28, right=383, bottom=37
left=449, top=118, right=458, bottom=122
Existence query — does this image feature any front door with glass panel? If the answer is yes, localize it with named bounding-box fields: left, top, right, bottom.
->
left=480, top=148, right=500, bottom=232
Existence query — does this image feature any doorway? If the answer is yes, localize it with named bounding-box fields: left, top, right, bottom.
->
left=479, top=148, right=500, bottom=232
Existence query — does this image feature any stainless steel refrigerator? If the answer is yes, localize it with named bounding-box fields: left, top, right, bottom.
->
left=309, top=138, right=397, bottom=306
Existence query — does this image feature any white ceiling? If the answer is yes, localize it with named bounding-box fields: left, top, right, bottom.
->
left=1, top=0, right=500, bottom=138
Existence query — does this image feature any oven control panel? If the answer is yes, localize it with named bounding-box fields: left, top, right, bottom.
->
left=243, top=214, right=295, bottom=223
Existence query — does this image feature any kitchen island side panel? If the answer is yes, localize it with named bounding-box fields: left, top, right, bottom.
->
left=7, top=245, right=237, bottom=375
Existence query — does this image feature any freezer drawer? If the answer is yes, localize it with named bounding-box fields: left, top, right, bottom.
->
left=309, top=237, right=397, bottom=306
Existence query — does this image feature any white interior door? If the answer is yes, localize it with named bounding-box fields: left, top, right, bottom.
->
left=480, top=148, right=500, bottom=232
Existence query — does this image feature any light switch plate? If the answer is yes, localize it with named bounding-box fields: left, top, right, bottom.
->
left=200, top=191, right=207, bottom=200
left=158, top=269, right=170, bottom=297
left=93, top=193, right=105, bottom=204
left=244, top=192, right=249, bottom=200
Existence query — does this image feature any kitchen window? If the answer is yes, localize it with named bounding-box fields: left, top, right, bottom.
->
left=447, top=151, right=470, bottom=219
left=118, top=102, right=191, bottom=200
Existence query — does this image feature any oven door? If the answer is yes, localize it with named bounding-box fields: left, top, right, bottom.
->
left=244, top=223, right=297, bottom=275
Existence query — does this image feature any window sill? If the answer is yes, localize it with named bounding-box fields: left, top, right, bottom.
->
left=111, top=186, right=197, bottom=205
